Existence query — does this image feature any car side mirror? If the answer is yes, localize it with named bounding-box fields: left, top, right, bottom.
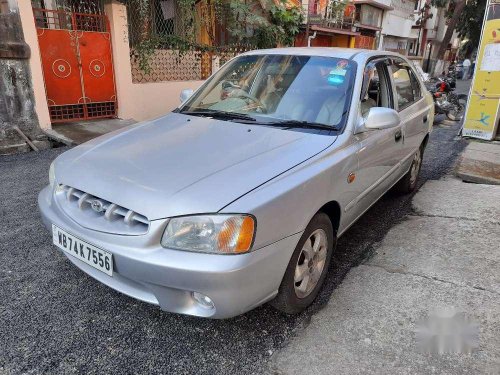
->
left=364, top=107, right=401, bottom=130
left=180, top=88, right=194, bottom=103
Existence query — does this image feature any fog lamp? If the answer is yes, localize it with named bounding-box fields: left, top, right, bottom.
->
left=192, top=292, right=215, bottom=309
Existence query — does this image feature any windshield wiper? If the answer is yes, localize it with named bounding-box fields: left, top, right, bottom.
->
left=267, top=120, right=338, bottom=131
left=182, top=109, right=256, bottom=122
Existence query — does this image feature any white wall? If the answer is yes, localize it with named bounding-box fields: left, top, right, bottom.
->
left=17, top=0, right=51, bottom=130
left=382, top=13, right=414, bottom=38
left=381, top=0, right=415, bottom=39
left=434, top=8, right=447, bottom=42
left=369, top=0, right=393, bottom=9
left=425, top=6, right=439, bottom=30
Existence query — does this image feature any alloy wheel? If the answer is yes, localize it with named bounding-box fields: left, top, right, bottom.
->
left=409, top=149, right=422, bottom=186
left=294, top=229, right=328, bottom=299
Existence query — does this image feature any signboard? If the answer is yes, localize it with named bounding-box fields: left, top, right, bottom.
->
left=463, top=0, right=500, bottom=140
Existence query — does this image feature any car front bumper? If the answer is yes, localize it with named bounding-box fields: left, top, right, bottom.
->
left=38, top=185, right=301, bottom=318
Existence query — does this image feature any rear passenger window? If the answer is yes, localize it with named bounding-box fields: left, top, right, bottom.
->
left=360, top=59, right=394, bottom=117
left=390, top=61, right=422, bottom=110
left=408, top=68, right=422, bottom=100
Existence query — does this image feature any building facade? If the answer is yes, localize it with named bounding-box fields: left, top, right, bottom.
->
left=295, top=0, right=359, bottom=48
left=408, top=0, right=460, bottom=72
left=11, top=0, right=240, bottom=133
left=3, top=0, right=461, bottom=144
left=297, top=0, right=424, bottom=53
left=379, top=0, right=416, bottom=54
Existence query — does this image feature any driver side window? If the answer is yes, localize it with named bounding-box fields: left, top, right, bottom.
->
left=361, top=60, right=393, bottom=117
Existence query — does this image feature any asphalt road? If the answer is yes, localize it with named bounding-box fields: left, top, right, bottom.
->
left=0, top=121, right=466, bottom=374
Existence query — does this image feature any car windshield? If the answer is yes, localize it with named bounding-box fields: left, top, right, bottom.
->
left=179, top=54, right=356, bottom=129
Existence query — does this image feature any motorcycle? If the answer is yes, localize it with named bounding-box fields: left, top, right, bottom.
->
left=445, top=65, right=458, bottom=88
left=426, top=77, right=467, bottom=121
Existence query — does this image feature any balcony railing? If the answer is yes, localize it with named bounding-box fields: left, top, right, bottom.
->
left=308, top=2, right=356, bottom=31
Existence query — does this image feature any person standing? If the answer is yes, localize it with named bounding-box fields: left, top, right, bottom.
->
left=470, top=56, right=477, bottom=79
left=462, top=58, right=471, bottom=79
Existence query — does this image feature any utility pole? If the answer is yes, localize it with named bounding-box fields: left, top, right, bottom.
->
left=415, top=0, right=432, bottom=56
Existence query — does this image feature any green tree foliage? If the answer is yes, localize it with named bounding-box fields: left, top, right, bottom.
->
left=253, top=1, right=304, bottom=48
left=456, top=0, right=487, bottom=56
left=431, top=0, right=487, bottom=58
left=117, top=0, right=303, bottom=71
left=430, top=0, right=465, bottom=67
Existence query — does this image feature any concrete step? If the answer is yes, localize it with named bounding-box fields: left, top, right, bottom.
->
left=455, top=141, right=500, bottom=185
left=50, top=118, right=137, bottom=145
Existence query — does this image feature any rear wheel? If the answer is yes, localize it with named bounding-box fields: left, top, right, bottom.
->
left=270, top=213, right=336, bottom=314
left=446, top=94, right=467, bottom=121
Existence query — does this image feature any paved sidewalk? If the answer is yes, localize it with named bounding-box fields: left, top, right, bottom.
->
left=455, top=79, right=472, bottom=96
left=48, top=118, right=137, bottom=145
left=272, top=178, right=500, bottom=374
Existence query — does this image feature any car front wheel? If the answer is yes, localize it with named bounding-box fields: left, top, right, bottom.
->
left=394, top=144, right=424, bottom=194
left=270, top=212, right=336, bottom=314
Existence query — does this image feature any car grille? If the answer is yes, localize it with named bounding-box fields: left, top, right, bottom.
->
left=56, top=185, right=150, bottom=235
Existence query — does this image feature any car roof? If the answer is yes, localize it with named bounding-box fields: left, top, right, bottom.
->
left=242, top=47, right=405, bottom=63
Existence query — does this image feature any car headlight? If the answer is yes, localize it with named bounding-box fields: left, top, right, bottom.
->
left=161, top=214, right=256, bottom=254
left=49, top=161, right=55, bottom=188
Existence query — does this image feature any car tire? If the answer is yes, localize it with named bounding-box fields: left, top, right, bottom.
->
left=394, top=144, right=424, bottom=194
left=270, top=212, right=336, bottom=314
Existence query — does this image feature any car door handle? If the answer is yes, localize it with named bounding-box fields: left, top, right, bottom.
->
left=395, top=129, right=402, bottom=142
left=423, top=115, right=428, bottom=123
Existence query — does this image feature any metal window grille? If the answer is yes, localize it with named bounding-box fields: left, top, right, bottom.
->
left=126, top=0, right=250, bottom=83
left=33, top=8, right=73, bottom=30
left=32, top=0, right=105, bottom=31
left=31, top=0, right=103, bottom=15
left=308, top=1, right=356, bottom=30
left=48, top=102, right=115, bottom=122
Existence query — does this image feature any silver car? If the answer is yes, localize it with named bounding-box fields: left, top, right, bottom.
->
left=38, top=48, right=433, bottom=318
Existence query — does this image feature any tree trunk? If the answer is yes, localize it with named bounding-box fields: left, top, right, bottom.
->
left=432, top=0, right=466, bottom=76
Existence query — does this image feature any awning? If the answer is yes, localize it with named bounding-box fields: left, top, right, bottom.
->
left=353, top=0, right=394, bottom=10
left=310, top=25, right=360, bottom=36
left=356, top=23, right=382, bottom=31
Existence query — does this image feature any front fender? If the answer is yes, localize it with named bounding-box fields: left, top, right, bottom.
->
left=220, top=136, right=359, bottom=251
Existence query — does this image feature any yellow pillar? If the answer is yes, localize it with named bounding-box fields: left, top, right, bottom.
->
left=349, top=36, right=356, bottom=48
left=462, top=0, right=500, bottom=140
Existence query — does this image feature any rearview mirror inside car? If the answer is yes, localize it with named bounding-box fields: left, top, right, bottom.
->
left=364, top=107, right=401, bottom=130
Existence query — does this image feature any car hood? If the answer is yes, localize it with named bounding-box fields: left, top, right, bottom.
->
left=55, top=113, right=337, bottom=220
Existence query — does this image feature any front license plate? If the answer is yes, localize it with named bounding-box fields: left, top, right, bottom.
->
left=52, top=224, right=113, bottom=276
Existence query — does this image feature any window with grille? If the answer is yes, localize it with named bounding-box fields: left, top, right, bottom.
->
left=126, top=0, right=250, bottom=83
left=31, top=0, right=103, bottom=14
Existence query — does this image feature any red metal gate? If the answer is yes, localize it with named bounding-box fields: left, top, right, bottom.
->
left=34, top=8, right=117, bottom=123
